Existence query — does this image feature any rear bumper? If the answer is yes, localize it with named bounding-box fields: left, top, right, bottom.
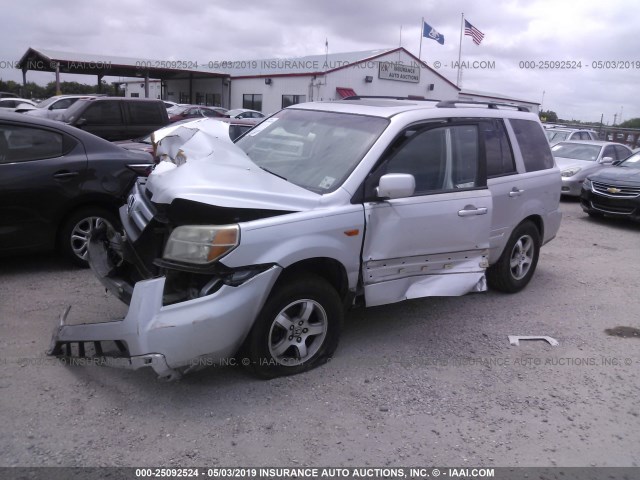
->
left=47, top=265, right=281, bottom=380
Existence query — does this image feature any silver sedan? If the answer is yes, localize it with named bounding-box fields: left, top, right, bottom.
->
left=552, top=140, right=633, bottom=196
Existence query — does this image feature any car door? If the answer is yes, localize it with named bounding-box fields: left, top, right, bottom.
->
left=124, top=101, right=167, bottom=139
left=361, top=122, right=492, bottom=307
left=0, top=122, right=87, bottom=252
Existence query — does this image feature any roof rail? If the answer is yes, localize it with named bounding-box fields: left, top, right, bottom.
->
left=435, top=100, right=530, bottom=112
left=343, top=95, right=441, bottom=102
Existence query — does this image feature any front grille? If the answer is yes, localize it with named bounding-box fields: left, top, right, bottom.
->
left=592, top=180, right=640, bottom=198
left=591, top=201, right=635, bottom=215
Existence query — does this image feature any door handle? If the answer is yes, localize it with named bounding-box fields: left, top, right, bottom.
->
left=458, top=207, right=488, bottom=217
left=53, top=171, right=79, bottom=179
left=509, top=188, right=524, bottom=197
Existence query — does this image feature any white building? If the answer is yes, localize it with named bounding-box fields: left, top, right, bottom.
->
left=122, top=79, right=162, bottom=99
left=200, top=47, right=460, bottom=114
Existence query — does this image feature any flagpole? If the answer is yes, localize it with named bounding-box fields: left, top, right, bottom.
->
left=399, top=25, right=403, bottom=47
left=456, top=13, right=464, bottom=87
left=418, top=17, right=424, bottom=61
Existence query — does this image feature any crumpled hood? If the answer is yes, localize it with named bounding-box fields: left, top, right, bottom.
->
left=146, top=129, right=320, bottom=211
left=589, top=166, right=640, bottom=185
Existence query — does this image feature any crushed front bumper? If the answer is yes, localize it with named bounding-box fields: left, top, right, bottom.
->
left=47, top=265, right=281, bottom=380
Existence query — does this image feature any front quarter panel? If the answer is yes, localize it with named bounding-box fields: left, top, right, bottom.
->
left=221, top=206, right=365, bottom=290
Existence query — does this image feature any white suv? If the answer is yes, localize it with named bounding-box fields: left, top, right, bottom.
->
left=48, top=99, right=562, bottom=380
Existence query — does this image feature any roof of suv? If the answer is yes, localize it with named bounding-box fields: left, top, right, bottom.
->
left=291, top=98, right=535, bottom=120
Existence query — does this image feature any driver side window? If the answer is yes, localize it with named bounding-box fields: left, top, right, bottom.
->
left=381, top=124, right=482, bottom=195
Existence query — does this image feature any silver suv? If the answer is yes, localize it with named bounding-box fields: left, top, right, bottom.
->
left=48, top=99, right=562, bottom=380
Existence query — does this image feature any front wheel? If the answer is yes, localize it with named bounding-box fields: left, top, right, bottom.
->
left=487, top=221, right=541, bottom=293
left=244, top=274, right=343, bottom=379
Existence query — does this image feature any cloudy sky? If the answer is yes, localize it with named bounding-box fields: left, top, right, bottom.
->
left=1, top=0, right=638, bottom=123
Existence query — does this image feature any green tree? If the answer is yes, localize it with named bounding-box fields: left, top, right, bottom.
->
left=539, top=109, right=558, bottom=123
left=619, top=118, right=640, bottom=129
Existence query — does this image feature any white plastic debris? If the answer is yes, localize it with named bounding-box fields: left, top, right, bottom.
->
left=508, top=335, right=559, bottom=347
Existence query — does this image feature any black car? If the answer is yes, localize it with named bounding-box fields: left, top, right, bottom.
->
left=0, top=112, right=154, bottom=266
left=580, top=151, right=640, bottom=222
left=60, top=97, right=170, bottom=142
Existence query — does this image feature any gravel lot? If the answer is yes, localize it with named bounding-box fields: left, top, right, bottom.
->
left=1, top=199, right=639, bottom=468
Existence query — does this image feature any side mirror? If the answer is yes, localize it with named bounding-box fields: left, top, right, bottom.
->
left=75, top=118, right=87, bottom=127
left=376, top=173, right=415, bottom=199
left=601, top=156, right=614, bottom=164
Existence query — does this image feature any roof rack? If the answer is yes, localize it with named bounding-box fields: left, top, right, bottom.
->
left=342, top=95, right=441, bottom=102
left=435, top=100, right=530, bottom=112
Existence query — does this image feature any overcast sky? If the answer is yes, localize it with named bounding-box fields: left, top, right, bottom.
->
left=1, top=0, right=638, bottom=123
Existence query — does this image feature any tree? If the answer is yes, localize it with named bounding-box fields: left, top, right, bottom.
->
left=539, top=109, right=558, bottom=123
left=619, top=118, right=640, bottom=129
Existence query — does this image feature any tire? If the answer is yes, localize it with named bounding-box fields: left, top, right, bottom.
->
left=58, top=207, right=119, bottom=268
left=244, top=274, right=343, bottom=379
left=487, top=221, right=541, bottom=294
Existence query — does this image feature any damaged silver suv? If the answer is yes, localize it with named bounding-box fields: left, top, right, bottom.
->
left=48, top=98, right=562, bottom=380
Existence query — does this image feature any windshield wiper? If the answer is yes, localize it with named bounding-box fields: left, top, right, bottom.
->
left=260, top=166, right=287, bottom=181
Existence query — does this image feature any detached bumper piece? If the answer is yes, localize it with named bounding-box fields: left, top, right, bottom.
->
left=47, top=306, right=179, bottom=381
left=46, top=266, right=282, bottom=381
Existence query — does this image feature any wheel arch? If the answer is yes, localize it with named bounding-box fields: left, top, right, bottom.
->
left=275, top=257, right=350, bottom=302
left=55, top=198, right=121, bottom=248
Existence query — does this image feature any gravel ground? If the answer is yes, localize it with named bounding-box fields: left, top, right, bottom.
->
left=1, top=199, right=639, bottom=468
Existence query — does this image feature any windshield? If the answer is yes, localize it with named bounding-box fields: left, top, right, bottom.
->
left=619, top=152, right=640, bottom=169
left=551, top=143, right=602, bottom=161
left=545, top=130, right=570, bottom=143
left=36, top=96, right=61, bottom=109
left=235, top=109, right=388, bottom=193
left=60, top=99, right=90, bottom=122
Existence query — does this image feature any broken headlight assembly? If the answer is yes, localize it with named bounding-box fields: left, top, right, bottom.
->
left=163, top=225, right=239, bottom=265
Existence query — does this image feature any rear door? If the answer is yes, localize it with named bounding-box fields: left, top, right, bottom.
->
left=0, top=122, right=87, bottom=251
left=77, top=100, right=126, bottom=141
left=361, top=122, right=491, bottom=307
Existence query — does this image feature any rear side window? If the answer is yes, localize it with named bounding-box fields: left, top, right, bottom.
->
left=613, top=145, right=631, bottom=160
left=82, top=101, right=123, bottom=125
left=509, top=119, right=555, bottom=171
left=127, top=102, right=165, bottom=125
left=481, top=120, right=516, bottom=177
left=0, top=125, right=74, bottom=163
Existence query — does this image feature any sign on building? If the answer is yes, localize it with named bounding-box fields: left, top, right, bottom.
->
left=378, top=62, right=420, bottom=83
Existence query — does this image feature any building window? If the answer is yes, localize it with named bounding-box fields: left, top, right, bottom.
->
left=243, top=94, right=262, bottom=111
left=195, top=93, right=204, bottom=105
left=179, top=92, right=190, bottom=103
left=130, top=93, right=139, bottom=98
left=206, top=93, right=221, bottom=106
left=282, top=95, right=306, bottom=108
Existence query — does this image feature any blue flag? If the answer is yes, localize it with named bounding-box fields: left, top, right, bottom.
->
left=423, top=21, right=445, bottom=45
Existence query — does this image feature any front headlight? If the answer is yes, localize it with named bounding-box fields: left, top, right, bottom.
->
left=561, top=167, right=581, bottom=177
left=163, top=225, right=239, bottom=264
left=582, top=178, right=592, bottom=190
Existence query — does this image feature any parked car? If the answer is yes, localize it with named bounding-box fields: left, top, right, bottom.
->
left=168, top=105, right=227, bottom=123
left=22, top=94, right=101, bottom=120
left=545, top=128, right=599, bottom=145
left=0, top=112, right=154, bottom=266
left=163, top=101, right=179, bottom=109
left=0, top=92, right=19, bottom=99
left=60, top=97, right=170, bottom=141
left=0, top=98, right=37, bottom=112
left=580, top=151, right=640, bottom=221
left=552, top=140, right=633, bottom=196
left=224, top=108, right=265, bottom=119
left=48, top=99, right=562, bottom=380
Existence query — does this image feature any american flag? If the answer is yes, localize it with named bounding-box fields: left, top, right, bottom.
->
left=464, top=19, right=484, bottom=45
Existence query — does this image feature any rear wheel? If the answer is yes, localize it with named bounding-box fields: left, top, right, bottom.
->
left=58, top=207, right=118, bottom=267
left=487, top=221, right=540, bottom=293
left=245, top=274, right=343, bottom=379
